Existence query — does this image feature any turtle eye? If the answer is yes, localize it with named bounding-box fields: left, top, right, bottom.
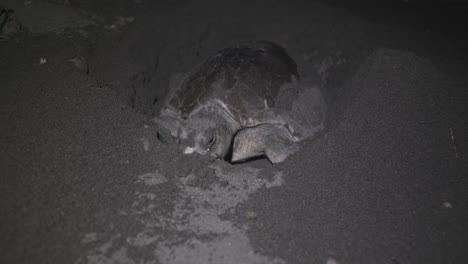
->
left=209, top=135, right=216, bottom=144
left=206, top=134, right=217, bottom=152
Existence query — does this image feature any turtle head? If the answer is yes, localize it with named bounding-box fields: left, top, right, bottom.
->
left=177, top=115, right=234, bottom=159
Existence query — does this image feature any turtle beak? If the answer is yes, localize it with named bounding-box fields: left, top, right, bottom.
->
left=183, top=147, right=195, bottom=154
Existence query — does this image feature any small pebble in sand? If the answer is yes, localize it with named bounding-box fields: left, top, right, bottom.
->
left=443, top=202, right=453, bottom=208
left=81, top=232, right=98, bottom=243
left=115, top=16, right=134, bottom=26
left=141, top=137, right=150, bottom=151
left=137, top=171, right=167, bottom=186
left=106, top=16, right=135, bottom=30
left=70, top=56, right=88, bottom=73
left=245, top=210, right=257, bottom=221
left=39, top=57, right=47, bottom=64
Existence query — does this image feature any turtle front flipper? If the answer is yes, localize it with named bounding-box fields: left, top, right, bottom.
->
left=231, top=124, right=297, bottom=164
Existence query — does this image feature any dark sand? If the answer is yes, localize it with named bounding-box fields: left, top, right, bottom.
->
left=1, top=0, right=467, bottom=263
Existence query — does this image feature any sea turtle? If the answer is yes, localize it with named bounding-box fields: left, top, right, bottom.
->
left=155, top=40, right=325, bottom=163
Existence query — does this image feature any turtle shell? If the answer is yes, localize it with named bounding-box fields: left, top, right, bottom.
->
left=169, top=40, right=299, bottom=123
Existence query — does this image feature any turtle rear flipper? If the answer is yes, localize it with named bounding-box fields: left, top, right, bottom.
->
left=231, top=124, right=297, bottom=164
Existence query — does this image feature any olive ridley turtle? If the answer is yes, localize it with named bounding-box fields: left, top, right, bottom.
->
left=155, top=40, right=326, bottom=163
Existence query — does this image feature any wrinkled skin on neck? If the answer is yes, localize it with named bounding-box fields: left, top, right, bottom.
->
left=177, top=109, right=236, bottom=159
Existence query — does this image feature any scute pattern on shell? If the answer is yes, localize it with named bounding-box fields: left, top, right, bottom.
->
left=169, top=40, right=299, bottom=121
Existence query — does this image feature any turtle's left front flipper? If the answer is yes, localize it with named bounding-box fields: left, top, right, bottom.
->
left=231, top=124, right=298, bottom=164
